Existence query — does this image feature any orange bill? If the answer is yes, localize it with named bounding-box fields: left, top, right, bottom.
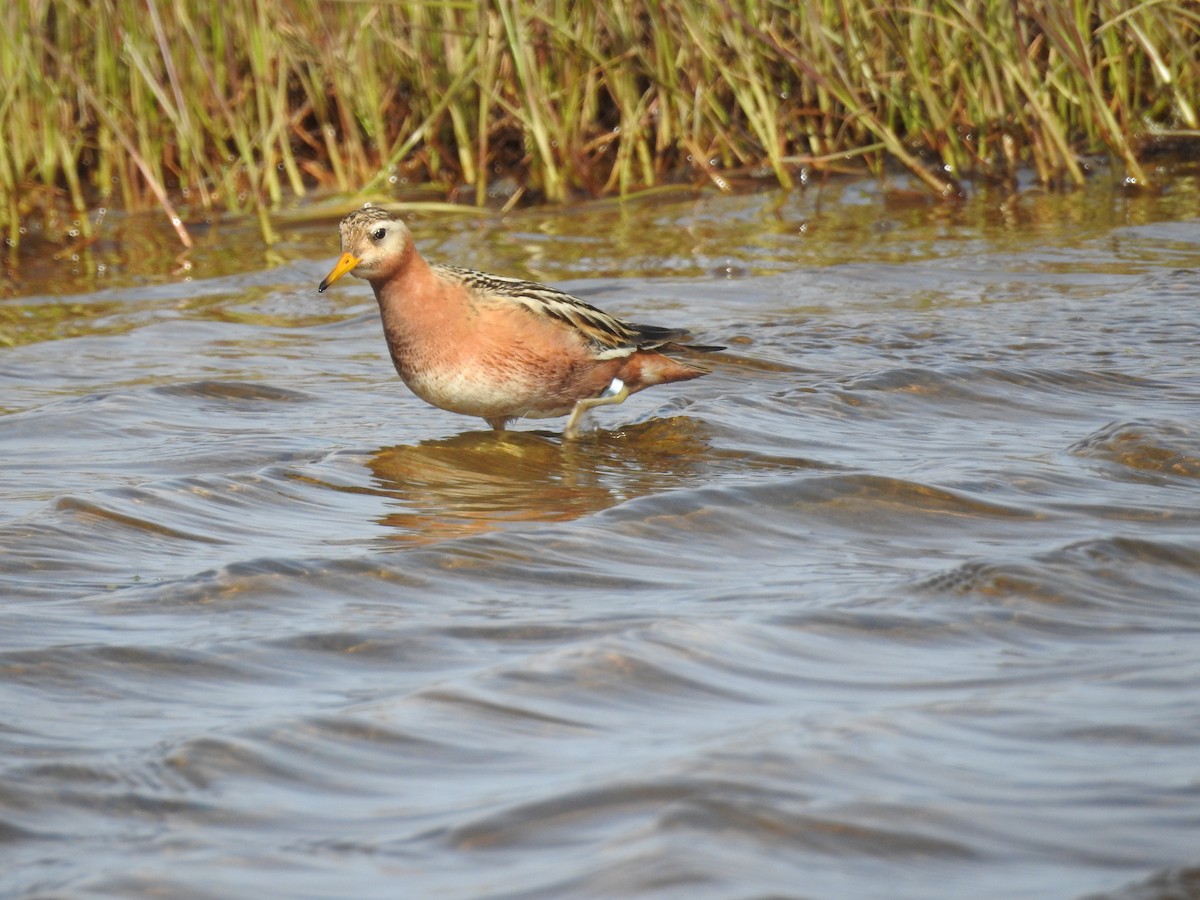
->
left=318, top=252, right=361, bottom=292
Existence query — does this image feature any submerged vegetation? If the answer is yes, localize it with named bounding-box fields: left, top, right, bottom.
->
left=2, top=0, right=1198, bottom=253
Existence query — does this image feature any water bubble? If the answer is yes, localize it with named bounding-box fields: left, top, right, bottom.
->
left=171, top=217, right=182, bottom=227
left=388, top=175, right=398, bottom=184
left=68, top=229, right=80, bottom=238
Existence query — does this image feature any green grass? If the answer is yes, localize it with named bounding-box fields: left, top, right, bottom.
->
left=2, top=0, right=1197, bottom=255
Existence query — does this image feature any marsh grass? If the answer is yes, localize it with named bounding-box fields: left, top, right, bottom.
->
left=2, top=0, right=1197, bottom=254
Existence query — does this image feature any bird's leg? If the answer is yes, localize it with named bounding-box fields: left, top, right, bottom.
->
left=563, top=378, right=628, bottom=440
left=484, top=416, right=510, bottom=432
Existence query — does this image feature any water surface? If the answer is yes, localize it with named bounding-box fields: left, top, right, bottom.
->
left=3, top=174, right=1200, bottom=899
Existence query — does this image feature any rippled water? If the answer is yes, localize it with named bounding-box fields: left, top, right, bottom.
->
left=3, top=175, right=1200, bottom=899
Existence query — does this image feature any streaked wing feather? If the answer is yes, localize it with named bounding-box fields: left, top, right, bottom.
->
left=439, top=264, right=688, bottom=354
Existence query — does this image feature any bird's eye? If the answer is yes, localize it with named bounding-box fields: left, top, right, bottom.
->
left=372, top=228, right=387, bottom=241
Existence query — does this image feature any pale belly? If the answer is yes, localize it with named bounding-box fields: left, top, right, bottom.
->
left=399, top=361, right=582, bottom=420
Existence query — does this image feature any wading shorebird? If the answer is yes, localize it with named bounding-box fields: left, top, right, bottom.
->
left=318, top=207, right=721, bottom=439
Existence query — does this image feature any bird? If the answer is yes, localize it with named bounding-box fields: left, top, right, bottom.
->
left=318, top=206, right=721, bottom=439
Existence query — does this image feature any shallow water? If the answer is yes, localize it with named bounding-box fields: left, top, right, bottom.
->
left=3, top=174, right=1200, bottom=899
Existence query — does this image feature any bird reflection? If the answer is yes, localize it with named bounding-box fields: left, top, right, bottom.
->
left=363, top=417, right=712, bottom=544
